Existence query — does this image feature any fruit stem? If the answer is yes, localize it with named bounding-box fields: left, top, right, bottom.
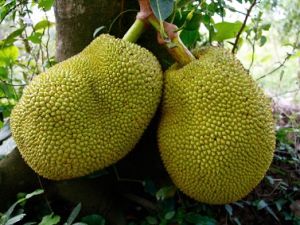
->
left=147, top=14, right=195, bottom=66
left=140, top=0, right=195, bottom=67
left=122, top=19, right=146, bottom=43
left=122, top=0, right=195, bottom=67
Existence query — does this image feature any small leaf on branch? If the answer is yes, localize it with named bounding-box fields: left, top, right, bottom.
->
left=150, top=0, right=174, bottom=21
left=212, top=21, right=243, bottom=42
left=34, top=20, right=54, bottom=31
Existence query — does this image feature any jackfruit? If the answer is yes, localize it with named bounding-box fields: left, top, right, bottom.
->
left=10, top=34, right=163, bottom=180
left=158, top=47, right=275, bottom=204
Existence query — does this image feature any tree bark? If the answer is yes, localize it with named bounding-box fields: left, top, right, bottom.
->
left=54, top=0, right=121, bottom=61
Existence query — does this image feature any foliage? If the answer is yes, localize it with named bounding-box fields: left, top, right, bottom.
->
left=0, top=192, right=106, bottom=225
left=0, top=0, right=55, bottom=120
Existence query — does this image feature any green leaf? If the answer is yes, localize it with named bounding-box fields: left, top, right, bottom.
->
left=185, top=213, right=217, bottom=225
left=256, top=200, right=268, bottom=210
left=156, top=186, right=176, bottom=200
left=275, top=199, right=287, bottom=211
left=180, top=29, right=199, bottom=49
left=34, top=20, right=53, bottom=31
left=5, top=28, right=25, bottom=44
left=0, top=45, right=19, bottom=66
left=24, top=189, right=44, bottom=200
left=212, top=21, right=243, bottom=41
left=81, top=214, right=105, bottom=225
left=65, top=203, right=81, bottom=225
left=145, top=216, right=158, bottom=225
left=164, top=211, right=175, bottom=220
left=5, top=214, right=26, bottom=225
left=27, top=32, right=43, bottom=44
left=0, top=66, right=8, bottom=79
left=184, top=11, right=201, bottom=30
left=265, top=206, right=279, bottom=221
left=38, top=214, right=61, bottom=225
left=150, top=0, right=174, bottom=20
left=261, top=23, right=271, bottom=31
left=38, top=0, right=54, bottom=11
left=232, top=217, right=242, bottom=225
left=259, top=35, right=267, bottom=46
left=224, top=204, right=233, bottom=216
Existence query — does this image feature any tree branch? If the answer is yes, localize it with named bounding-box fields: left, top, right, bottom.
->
left=232, top=0, right=257, bottom=54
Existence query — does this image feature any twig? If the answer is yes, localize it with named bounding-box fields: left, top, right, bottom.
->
left=256, top=53, right=292, bottom=80
left=272, top=89, right=300, bottom=98
left=122, top=193, right=161, bottom=212
left=44, top=11, right=52, bottom=67
left=113, top=165, right=144, bottom=184
left=36, top=174, right=53, bottom=213
left=256, top=31, right=299, bottom=80
left=232, top=0, right=257, bottom=54
left=255, top=181, right=281, bottom=197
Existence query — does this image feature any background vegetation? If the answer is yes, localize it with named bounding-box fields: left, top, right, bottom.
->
left=0, top=0, right=299, bottom=224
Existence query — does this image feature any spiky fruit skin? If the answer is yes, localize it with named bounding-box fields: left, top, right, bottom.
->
left=158, top=47, right=275, bottom=204
left=10, top=34, right=163, bottom=180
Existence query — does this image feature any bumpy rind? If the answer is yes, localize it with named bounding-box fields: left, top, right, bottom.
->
left=10, top=34, right=163, bottom=180
left=158, top=47, right=275, bottom=204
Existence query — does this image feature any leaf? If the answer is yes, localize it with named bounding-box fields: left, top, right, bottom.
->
left=180, top=29, right=199, bottom=49
left=261, top=23, right=271, bottom=31
left=256, top=200, right=268, bottom=210
left=265, top=206, right=279, bottom=221
left=184, top=11, right=201, bottom=30
left=259, top=35, right=267, bottom=46
left=38, top=214, right=60, bottom=225
left=164, top=211, right=175, bottom=220
left=156, top=186, right=176, bottom=200
left=232, top=217, right=242, bottom=225
left=38, top=0, right=54, bottom=11
left=0, top=45, right=19, bottom=67
left=24, top=189, right=44, bottom=200
left=5, top=28, right=25, bottom=44
left=27, top=32, right=43, bottom=44
left=150, top=0, right=174, bottom=21
left=224, top=204, right=233, bottom=216
left=0, top=120, right=11, bottom=142
left=275, top=199, right=287, bottom=211
left=34, top=20, right=53, bottom=31
left=185, top=213, right=217, bottom=225
left=0, top=66, right=8, bottom=79
left=5, top=214, right=26, bottom=225
left=212, top=21, right=243, bottom=41
left=65, top=203, right=81, bottom=225
left=145, top=216, right=158, bottom=225
left=93, top=26, right=106, bottom=38
left=81, top=214, right=105, bottom=225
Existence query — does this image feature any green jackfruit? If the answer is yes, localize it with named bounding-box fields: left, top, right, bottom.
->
left=158, top=47, right=275, bottom=204
left=11, top=34, right=163, bottom=180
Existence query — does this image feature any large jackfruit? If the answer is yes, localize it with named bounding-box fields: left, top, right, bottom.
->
left=158, top=47, right=275, bottom=204
left=11, top=34, right=163, bottom=180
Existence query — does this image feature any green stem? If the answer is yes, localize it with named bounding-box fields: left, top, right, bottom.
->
left=147, top=14, right=195, bottom=67
left=122, top=19, right=146, bottom=43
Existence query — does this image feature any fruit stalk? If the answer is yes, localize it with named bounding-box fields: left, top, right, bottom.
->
left=122, top=0, right=195, bottom=66
left=122, top=19, right=146, bottom=43
left=147, top=14, right=195, bottom=66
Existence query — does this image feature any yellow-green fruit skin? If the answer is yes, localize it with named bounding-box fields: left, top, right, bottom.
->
left=158, top=47, right=275, bottom=204
left=10, top=34, right=163, bottom=180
